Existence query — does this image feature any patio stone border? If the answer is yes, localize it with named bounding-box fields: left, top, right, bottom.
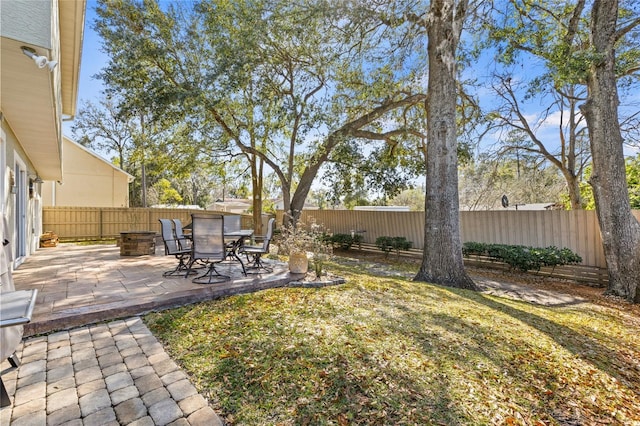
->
left=287, top=275, right=346, bottom=288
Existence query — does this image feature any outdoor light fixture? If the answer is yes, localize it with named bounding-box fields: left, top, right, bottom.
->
left=20, top=46, right=57, bottom=71
left=29, top=173, right=44, bottom=184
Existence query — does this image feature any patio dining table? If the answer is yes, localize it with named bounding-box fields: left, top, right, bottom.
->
left=224, top=229, right=254, bottom=259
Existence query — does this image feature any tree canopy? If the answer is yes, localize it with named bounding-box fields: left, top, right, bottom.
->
left=93, top=0, right=431, bottom=226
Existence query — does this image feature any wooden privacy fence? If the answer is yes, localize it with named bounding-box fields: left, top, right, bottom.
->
left=283, top=209, right=640, bottom=271
left=45, top=207, right=640, bottom=284
left=42, top=207, right=254, bottom=240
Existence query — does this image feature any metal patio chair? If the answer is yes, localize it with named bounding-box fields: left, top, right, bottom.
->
left=189, top=214, right=230, bottom=284
left=172, top=218, right=192, bottom=251
left=238, top=218, right=275, bottom=273
left=159, top=219, right=196, bottom=277
left=223, top=215, right=241, bottom=233
left=223, top=215, right=242, bottom=258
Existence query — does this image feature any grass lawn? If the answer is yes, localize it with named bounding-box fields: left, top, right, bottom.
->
left=144, top=259, right=640, bottom=425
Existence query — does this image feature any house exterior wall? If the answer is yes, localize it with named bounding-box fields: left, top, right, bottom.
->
left=0, top=0, right=53, bottom=49
left=42, top=139, right=130, bottom=207
left=1, top=0, right=83, bottom=361
left=1, top=120, right=42, bottom=264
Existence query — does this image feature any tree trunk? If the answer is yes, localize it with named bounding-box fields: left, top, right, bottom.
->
left=414, top=0, right=478, bottom=290
left=281, top=184, right=294, bottom=228
left=563, top=169, right=582, bottom=210
left=250, top=155, right=263, bottom=235
left=580, top=0, right=640, bottom=302
left=566, top=92, right=584, bottom=210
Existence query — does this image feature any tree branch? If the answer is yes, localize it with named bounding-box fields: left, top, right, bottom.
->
left=615, top=16, right=640, bottom=41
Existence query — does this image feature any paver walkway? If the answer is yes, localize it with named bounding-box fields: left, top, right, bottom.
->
left=0, top=317, right=222, bottom=426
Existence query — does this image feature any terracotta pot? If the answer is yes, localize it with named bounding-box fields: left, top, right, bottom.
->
left=288, top=252, right=308, bottom=274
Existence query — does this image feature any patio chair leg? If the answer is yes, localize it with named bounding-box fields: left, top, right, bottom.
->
left=225, top=249, right=247, bottom=276
left=192, top=263, right=230, bottom=284
left=238, top=256, right=247, bottom=276
left=244, top=254, right=273, bottom=274
left=163, top=257, right=198, bottom=277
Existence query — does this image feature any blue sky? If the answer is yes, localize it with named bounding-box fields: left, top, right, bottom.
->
left=63, top=1, right=105, bottom=139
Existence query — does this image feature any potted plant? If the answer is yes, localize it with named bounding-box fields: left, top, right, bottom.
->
left=279, top=217, right=334, bottom=276
left=280, top=222, right=314, bottom=274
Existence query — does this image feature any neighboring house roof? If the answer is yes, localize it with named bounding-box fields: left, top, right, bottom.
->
left=152, top=205, right=203, bottom=210
left=502, top=202, right=564, bottom=211
left=273, top=198, right=319, bottom=210
left=0, top=0, right=86, bottom=181
left=353, top=206, right=410, bottom=212
left=62, top=137, right=134, bottom=183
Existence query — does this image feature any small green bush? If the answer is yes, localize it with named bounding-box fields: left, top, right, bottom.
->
left=461, top=241, right=486, bottom=255
left=376, top=236, right=412, bottom=258
left=325, top=233, right=363, bottom=250
left=462, top=242, right=582, bottom=272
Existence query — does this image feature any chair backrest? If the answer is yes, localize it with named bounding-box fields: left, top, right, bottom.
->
left=172, top=218, right=191, bottom=249
left=159, top=219, right=180, bottom=255
left=261, top=218, right=275, bottom=251
left=191, top=213, right=226, bottom=262
left=223, top=215, right=241, bottom=233
left=173, top=219, right=187, bottom=239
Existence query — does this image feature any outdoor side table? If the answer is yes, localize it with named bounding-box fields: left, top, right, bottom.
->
left=0, top=289, right=38, bottom=407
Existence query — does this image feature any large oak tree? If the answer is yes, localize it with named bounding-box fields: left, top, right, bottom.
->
left=483, top=0, right=640, bottom=301
left=414, top=0, right=478, bottom=289
left=95, top=0, right=428, bottom=231
left=581, top=0, right=640, bottom=302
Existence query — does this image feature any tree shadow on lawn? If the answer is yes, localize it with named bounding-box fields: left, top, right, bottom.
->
left=439, top=287, right=640, bottom=398
left=147, top=287, right=470, bottom=425
left=364, top=282, right=573, bottom=420
left=212, top=345, right=467, bottom=425
left=211, top=307, right=470, bottom=423
left=146, top=278, right=639, bottom=424
left=367, top=281, right=640, bottom=423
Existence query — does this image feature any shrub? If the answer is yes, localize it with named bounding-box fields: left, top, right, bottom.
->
left=461, top=241, right=486, bottom=256
left=325, top=233, right=363, bottom=250
left=462, top=242, right=582, bottom=272
left=376, top=236, right=412, bottom=258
